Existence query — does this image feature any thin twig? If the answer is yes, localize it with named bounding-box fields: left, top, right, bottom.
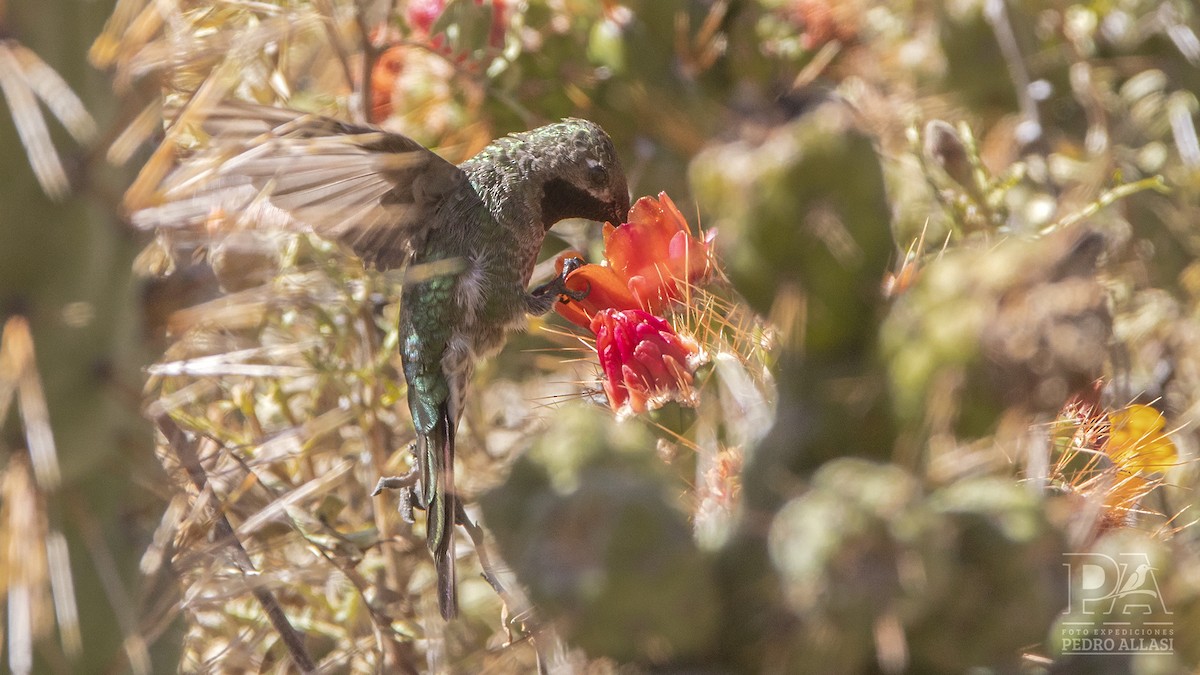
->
left=154, top=414, right=316, bottom=674
left=1039, top=175, right=1169, bottom=235
left=293, top=502, right=421, bottom=675
left=457, top=505, right=572, bottom=675
left=353, top=0, right=378, bottom=125
left=311, top=0, right=358, bottom=118
left=984, top=0, right=1040, bottom=145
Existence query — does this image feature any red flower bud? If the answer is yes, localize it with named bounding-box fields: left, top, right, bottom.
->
left=590, top=309, right=699, bottom=415
left=406, top=0, right=446, bottom=34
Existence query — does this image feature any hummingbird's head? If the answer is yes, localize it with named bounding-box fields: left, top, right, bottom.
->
left=533, top=118, right=630, bottom=230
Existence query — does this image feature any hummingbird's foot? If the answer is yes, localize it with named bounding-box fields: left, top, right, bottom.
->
left=372, top=463, right=420, bottom=524
left=527, top=255, right=590, bottom=315
left=454, top=501, right=474, bottom=528
left=398, top=486, right=416, bottom=524
left=559, top=282, right=590, bottom=303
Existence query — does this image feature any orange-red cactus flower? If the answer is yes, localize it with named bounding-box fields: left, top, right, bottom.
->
left=591, top=308, right=699, bottom=416
left=553, top=192, right=713, bottom=325
left=369, top=45, right=405, bottom=124
left=603, top=192, right=713, bottom=313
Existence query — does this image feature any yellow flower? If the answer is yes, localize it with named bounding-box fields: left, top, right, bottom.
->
left=1103, top=404, right=1177, bottom=511
left=1105, top=404, right=1177, bottom=475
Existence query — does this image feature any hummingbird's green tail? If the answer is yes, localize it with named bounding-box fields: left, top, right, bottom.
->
left=421, top=402, right=458, bottom=620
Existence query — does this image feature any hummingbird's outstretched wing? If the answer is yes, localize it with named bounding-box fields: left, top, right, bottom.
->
left=130, top=101, right=470, bottom=270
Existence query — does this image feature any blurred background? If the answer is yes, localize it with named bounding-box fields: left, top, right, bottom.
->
left=0, top=0, right=164, bottom=670
left=2, top=0, right=1200, bottom=673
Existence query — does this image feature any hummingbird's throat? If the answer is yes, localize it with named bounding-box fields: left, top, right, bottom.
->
left=539, top=177, right=614, bottom=230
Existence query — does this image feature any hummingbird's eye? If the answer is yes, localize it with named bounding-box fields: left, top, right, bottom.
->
left=586, top=159, right=609, bottom=186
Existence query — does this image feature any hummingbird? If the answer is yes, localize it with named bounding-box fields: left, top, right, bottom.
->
left=133, top=102, right=630, bottom=619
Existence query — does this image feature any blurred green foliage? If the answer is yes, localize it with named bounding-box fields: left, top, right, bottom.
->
left=481, top=407, right=720, bottom=665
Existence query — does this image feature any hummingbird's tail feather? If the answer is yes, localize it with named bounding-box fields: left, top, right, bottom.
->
left=436, top=529, right=457, bottom=621
left=421, top=401, right=458, bottom=620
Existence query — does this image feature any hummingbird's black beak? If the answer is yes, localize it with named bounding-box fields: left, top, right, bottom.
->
left=608, top=196, right=630, bottom=226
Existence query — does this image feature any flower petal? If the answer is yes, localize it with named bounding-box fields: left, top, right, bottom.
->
left=1106, top=404, right=1177, bottom=473
left=589, top=308, right=701, bottom=415
left=600, top=192, right=712, bottom=314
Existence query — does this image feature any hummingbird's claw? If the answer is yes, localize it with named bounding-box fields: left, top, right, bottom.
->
left=371, top=473, right=415, bottom=495
left=559, top=281, right=590, bottom=303
left=527, top=255, right=590, bottom=314
left=553, top=256, right=590, bottom=302
left=372, top=462, right=420, bottom=523
left=559, top=255, right=586, bottom=276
